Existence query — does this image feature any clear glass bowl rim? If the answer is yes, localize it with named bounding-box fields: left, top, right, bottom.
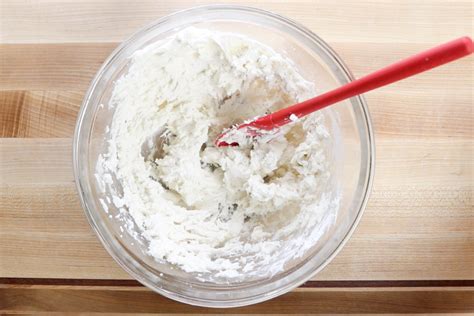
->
left=73, top=4, right=375, bottom=308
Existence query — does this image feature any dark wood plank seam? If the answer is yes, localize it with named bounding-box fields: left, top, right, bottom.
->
left=1, top=278, right=472, bottom=287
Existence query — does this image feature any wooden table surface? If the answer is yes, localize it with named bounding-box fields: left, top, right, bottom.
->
left=1, top=0, right=473, bottom=314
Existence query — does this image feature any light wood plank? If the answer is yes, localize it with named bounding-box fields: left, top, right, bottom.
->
left=2, top=137, right=471, bottom=186
left=0, top=138, right=471, bottom=280
left=0, top=86, right=472, bottom=138
left=0, top=138, right=73, bottom=184
left=0, top=0, right=472, bottom=44
left=1, top=183, right=471, bottom=280
left=1, top=287, right=473, bottom=314
left=0, top=183, right=130, bottom=279
left=0, top=42, right=472, bottom=141
left=1, top=42, right=472, bottom=92
left=0, top=43, right=116, bottom=91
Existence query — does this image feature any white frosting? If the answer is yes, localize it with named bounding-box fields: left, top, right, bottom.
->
left=97, top=28, right=338, bottom=281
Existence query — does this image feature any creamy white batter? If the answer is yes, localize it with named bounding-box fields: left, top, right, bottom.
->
left=97, top=28, right=338, bottom=281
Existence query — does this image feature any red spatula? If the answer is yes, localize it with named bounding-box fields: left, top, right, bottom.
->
left=216, top=36, right=473, bottom=147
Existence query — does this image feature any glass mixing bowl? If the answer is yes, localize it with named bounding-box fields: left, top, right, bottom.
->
left=73, top=5, right=374, bottom=307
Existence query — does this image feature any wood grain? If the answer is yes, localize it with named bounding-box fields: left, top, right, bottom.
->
left=0, top=91, right=82, bottom=137
left=2, top=279, right=473, bottom=289
left=0, top=138, right=472, bottom=280
left=0, top=44, right=115, bottom=91
left=1, top=287, right=473, bottom=314
left=1, top=42, right=472, bottom=91
left=0, top=43, right=471, bottom=137
left=1, top=185, right=471, bottom=280
left=0, top=139, right=73, bottom=184
left=1, top=0, right=472, bottom=44
left=0, top=0, right=473, bottom=313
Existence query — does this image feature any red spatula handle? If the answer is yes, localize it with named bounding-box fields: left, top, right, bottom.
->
left=251, top=36, right=473, bottom=129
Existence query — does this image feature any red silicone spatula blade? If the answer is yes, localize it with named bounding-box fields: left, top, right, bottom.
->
left=216, top=36, right=473, bottom=147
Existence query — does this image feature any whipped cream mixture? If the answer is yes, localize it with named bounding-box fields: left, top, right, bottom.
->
left=97, top=28, right=338, bottom=281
